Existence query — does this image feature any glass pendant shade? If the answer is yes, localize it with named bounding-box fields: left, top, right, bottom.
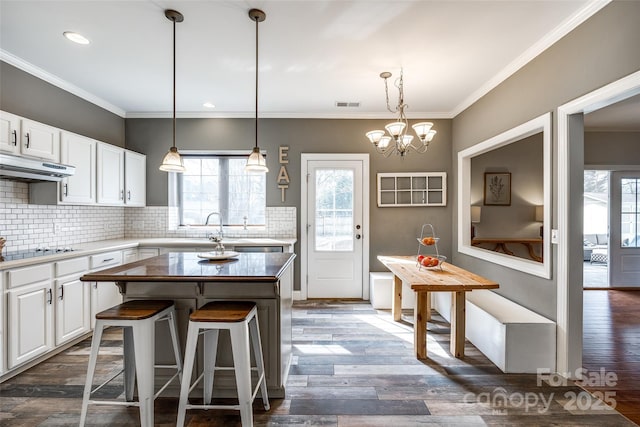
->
left=245, top=146, right=269, bottom=173
left=159, top=146, right=185, bottom=172
left=399, top=134, right=414, bottom=149
left=412, top=122, right=433, bottom=139
left=366, top=130, right=385, bottom=144
left=378, top=136, right=392, bottom=149
left=385, top=121, right=406, bottom=137
left=425, top=129, right=437, bottom=142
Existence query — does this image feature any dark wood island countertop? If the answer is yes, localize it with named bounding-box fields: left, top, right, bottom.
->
left=81, top=251, right=296, bottom=283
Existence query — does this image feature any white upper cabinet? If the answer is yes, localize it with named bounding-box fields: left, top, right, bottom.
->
left=60, top=131, right=96, bottom=204
left=124, top=150, right=146, bottom=206
left=20, top=118, right=60, bottom=161
left=97, top=142, right=125, bottom=205
left=0, top=110, right=21, bottom=154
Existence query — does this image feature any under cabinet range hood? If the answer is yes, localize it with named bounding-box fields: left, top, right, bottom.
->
left=0, top=153, right=75, bottom=182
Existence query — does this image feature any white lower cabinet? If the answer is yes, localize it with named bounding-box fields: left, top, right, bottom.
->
left=54, top=257, right=91, bottom=346
left=138, top=248, right=160, bottom=260
left=123, top=248, right=138, bottom=264
left=2, top=250, right=125, bottom=375
left=8, top=280, right=54, bottom=369
left=55, top=275, right=91, bottom=345
left=89, top=251, right=123, bottom=326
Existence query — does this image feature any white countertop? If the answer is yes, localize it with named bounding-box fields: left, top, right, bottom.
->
left=0, top=237, right=297, bottom=270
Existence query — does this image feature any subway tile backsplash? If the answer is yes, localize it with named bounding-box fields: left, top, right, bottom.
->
left=0, top=180, right=296, bottom=254
left=0, top=180, right=124, bottom=252
left=124, top=206, right=297, bottom=239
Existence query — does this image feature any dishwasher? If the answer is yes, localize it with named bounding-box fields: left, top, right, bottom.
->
left=233, top=245, right=284, bottom=253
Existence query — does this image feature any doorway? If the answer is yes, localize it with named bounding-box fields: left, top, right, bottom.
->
left=557, top=70, right=640, bottom=377
left=300, top=154, right=370, bottom=299
left=583, top=170, right=609, bottom=288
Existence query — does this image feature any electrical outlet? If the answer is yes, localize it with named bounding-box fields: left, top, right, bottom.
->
left=54, top=223, right=62, bottom=234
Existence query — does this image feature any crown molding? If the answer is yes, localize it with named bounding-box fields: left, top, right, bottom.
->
left=125, top=111, right=453, bottom=119
left=1, top=49, right=126, bottom=118
left=451, top=0, right=611, bottom=117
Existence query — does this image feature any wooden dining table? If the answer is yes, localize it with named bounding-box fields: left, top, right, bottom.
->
left=378, top=255, right=499, bottom=359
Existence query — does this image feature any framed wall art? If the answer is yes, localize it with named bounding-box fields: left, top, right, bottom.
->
left=484, top=172, right=511, bottom=206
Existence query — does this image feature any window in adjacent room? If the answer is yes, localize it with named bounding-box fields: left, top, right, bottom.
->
left=177, top=154, right=266, bottom=226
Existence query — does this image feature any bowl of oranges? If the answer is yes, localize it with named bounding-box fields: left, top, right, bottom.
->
left=417, top=236, right=440, bottom=246
left=416, top=254, right=446, bottom=269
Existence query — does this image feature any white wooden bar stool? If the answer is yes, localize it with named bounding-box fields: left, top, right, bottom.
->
left=80, top=300, right=182, bottom=427
left=177, top=301, right=269, bottom=427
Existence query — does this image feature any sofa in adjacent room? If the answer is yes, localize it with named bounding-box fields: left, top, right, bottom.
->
left=583, top=233, right=608, bottom=261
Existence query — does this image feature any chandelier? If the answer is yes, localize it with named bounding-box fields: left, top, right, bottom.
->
left=365, top=69, right=437, bottom=157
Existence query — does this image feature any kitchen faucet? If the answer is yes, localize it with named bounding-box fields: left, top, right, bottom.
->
left=205, top=212, right=224, bottom=241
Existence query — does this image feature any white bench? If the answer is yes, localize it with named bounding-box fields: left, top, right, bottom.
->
left=433, top=290, right=556, bottom=373
left=369, top=272, right=415, bottom=309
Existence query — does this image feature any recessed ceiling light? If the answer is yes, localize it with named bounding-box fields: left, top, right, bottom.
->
left=63, top=31, right=90, bottom=45
left=203, top=102, right=216, bottom=108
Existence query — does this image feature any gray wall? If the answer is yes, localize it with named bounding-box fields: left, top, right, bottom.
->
left=452, top=1, right=640, bottom=320
left=585, top=131, right=640, bottom=166
left=126, top=117, right=453, bottom=291
left=0, top=61, right=125, bottom=147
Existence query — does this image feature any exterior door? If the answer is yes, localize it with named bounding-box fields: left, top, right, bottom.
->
left=610, top=171, right=640, bottom=286
left=305, top=158, right=364, bottom=298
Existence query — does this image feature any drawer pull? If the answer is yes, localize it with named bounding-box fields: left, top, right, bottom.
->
left=102, top=258, right=115, bottom=263
left=12, top=129, right=17, bottom=145
left=25, top=132, right=30, bottom=148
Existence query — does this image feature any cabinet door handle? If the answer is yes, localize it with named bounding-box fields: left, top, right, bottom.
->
left=127, top=190, right=131, bottom=200
left=25, top=132, right=30, bottom=148
left=58, top=286, right=64, bottom=300
left=47, top=288, right=52, bottom=304
left=12, top=130, right=17, bottom=145
left=63, top=183, right=68, bottom=196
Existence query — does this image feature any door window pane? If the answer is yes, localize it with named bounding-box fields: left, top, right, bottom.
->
left=315, top=169, right=354, bottom=251
left=621, top=178, right=639, bottom=247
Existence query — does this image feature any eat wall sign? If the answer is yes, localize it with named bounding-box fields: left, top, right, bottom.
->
left=277, top=145, right=290, bottom=202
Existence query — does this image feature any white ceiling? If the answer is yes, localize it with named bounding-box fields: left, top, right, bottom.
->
left=0, top=0, right=608, bottom=119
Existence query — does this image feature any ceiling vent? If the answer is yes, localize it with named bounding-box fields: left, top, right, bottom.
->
left=335, top=101, right=360, bottom=108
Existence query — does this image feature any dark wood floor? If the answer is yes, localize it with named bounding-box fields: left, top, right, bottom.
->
left=0, top=300, right=636, bottom=426
left=582, top=290, right=640, bottom=425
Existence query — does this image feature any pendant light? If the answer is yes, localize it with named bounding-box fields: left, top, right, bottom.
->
left=245, top=8, right=269, bottom=173
left=159, top=9, right=185, bottom=173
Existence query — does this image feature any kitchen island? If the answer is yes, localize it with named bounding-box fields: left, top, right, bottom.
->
left=80, top=251, right=295, bottom=398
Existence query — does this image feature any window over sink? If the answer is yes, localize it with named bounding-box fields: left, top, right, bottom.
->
left=171, top=153, right=266, bottom=227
